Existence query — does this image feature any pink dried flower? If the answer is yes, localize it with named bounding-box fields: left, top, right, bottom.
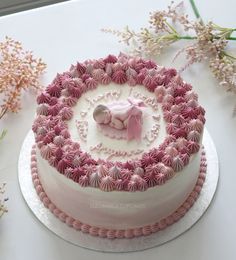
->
left=102, top=1, right=236, bottom=114
left=0, top=37, right=46, bottom=119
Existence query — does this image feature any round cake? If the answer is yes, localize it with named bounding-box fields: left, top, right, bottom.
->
left=31, top=53, right=207, bottom=239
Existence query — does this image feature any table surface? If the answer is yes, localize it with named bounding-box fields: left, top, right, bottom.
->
left=0, top=0, right=236, bottom=259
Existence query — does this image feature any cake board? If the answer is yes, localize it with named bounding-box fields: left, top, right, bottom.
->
left=18, top=129, right=219, bottom=252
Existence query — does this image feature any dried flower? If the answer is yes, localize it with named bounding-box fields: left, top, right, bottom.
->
left=0, top=36, right=46, bottom=120
left=0, top=36, right=47, bottom=140
left=102, top=0, right=236, bottom=114
left=0, top=182, right=8, bottom=218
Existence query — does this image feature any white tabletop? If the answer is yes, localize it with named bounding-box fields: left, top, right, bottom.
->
left=0, top=0, right=236, bottom=259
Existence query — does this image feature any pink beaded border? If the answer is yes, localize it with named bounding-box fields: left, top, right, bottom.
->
left=31, top=144, right=207, bottom=239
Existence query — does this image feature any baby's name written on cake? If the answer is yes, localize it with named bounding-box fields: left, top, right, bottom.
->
left=90, top=142, right=144, bottom=160
left=144, top=116, right=161, bottom=146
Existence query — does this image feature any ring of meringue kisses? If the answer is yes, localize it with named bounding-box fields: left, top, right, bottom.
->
left=32, top=53, right=206, bottom=192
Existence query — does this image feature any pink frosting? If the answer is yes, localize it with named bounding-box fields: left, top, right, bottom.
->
left=112, top=70, right=127, bottom=84
left=78, top=175, right=89, bottom=187
left=163, top=111, right=173, bottom=123
left=57, top=159, right=69, bottom=174
left=100, top=176, right=115, bottom=191
left=127, top=181, right=138, bottom=192
left=37, top=92, right=51, bottom=104
left=46, top=84, right=61, bottom=97
left=53, top=136, right=64, bottom=147
left=64, top=97, right=78, bottom=107
left=92, top=68, right=104, bottom=81
left=115, top=179, right=124, bottom=190
left=61, top=78, right=75, bottom=89
left=85, top=78, right=98, bottom=90
left=181, top=153, right=190, bottom=166
left=126, top=67, right=137, bottom=78
left=189, top=119, right=204, bottom=132
left=187, top=141, right=200, bottom=154
left=162, top=94, right=174, bottom=104
left=76, top=62, right=86, bottom=76
left=145, top=164, right=160, bottom=175
left=162, top=154, right=173, bottom=167
left=61, top=129, right=70, bottom=139
left=141, top=154, right=156, bottom=167
left=112, top=63, right=122, bottom=72
left=121, top=169, right=132, bottom=181
left=137, top=178, right=148, bottom=191
left=162, top=166, right=174, bottom=179
left=172, top=114, right=185, bottom=126
left=60, top=107, right=73, bottom=120
left=33, top=54, right=205, bottom=192
left=155, top=173, right=166, bottom=185
left=134, top=167, right=144, bottom=176
left=37, top=104, right=49, bottom=116
left=187, top=99, right=198, bottom=108
left=97, top=164, right=108, bottom=177
left=185, top=91, right=198, bottom=101
left=108, top=166, right=121, bottom=180
left=136, top=73, right=145, bottom=84
left=172, top=156, right=184, bottom=172
left=48, top=157, right=58, bottom=167
left=100, top=73, right=112, bottom=85
left=37, top=126, right=47, bottom=136
left=103, top=54, right=118, bottom=64
left=55, top=147, right=63, bottom=159
left=187, top=130, right=201, bottom=142
left=93, top=59, right=105, bottom=69
left=89, top=172, right=101, bottom=187
left=165, top=146, right=178, bottom=157
left=40, top=144, right=54, bottom=160
left=105, top=63, right=113, bottom=76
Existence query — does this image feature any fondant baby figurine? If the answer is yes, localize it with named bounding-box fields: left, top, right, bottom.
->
left=93, top=98, right=145, bottom=141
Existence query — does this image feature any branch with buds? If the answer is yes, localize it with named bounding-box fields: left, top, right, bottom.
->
left=0, top=37, right=47, bottom=142
left=102, top=0, right=236, bottom=114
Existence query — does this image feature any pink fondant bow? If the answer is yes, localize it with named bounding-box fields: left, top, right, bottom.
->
left=126, top=98, right=145, bottom=141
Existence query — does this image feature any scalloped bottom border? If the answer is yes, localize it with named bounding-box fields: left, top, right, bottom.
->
left=30, top=144, right=207, bottom=239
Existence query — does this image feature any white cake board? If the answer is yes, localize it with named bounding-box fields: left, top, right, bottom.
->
left=18, top=129, right=219, bottom=252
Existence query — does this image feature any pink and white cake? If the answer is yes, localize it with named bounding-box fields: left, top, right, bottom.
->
left=31, top=53, right=207, bottom=239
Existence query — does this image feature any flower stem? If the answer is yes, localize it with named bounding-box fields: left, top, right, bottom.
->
left=165, top=21, right=178, bottom=34
left=227, top=36, right=236, bottom=40
left=189, top=0, right=204, bottom=24
left=0, top=106, right=8, bottom=120
left=0, top=129, right=7, bottom=142
left=222, top=51, right=236, bottom=60
left=177, top=35, right=236, bottom=40
left=178, top=36, right=197, bottom=40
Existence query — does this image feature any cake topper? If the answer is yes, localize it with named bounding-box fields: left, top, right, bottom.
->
left=93, top=97, right=146, bottom=141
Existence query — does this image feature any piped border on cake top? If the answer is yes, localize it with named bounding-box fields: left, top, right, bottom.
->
left=32, top=53, right=205, bottom=192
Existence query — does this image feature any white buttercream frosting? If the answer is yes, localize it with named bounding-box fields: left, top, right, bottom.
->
left=36, top=144, right=201, bottom=229
left=67, top=83, right=166, bottom=162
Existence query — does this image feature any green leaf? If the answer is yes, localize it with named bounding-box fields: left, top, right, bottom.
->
left=0, top=129, right=7, bottom=142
